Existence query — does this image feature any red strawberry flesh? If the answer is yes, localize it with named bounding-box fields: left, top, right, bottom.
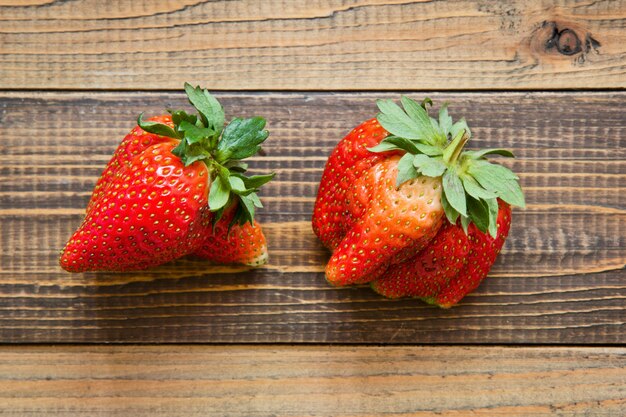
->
left=313, top=118, right=397, bottom=250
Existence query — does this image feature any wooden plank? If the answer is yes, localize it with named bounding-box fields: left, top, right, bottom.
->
left=0, top=91, right=624, bottom=344
left=0, top=345, right=624, bottom=416
left=0, top=0, right=624, bottom=90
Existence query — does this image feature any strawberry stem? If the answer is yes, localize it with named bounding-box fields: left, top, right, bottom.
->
left=443, top=130, right=469, bottom=165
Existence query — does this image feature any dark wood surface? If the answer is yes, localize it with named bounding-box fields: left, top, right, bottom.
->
left=0, top=0, right=624, bottom=89
left=1, top=345, right=624, bottom=416
left=1, top=91, right=623, bottom=344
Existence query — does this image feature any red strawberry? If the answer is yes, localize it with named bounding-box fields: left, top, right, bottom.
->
left=313, top=96, right=524, bottom=306
left=371, top=200, right=512, bottom=307
left=60, top=84, right=274, bottom=272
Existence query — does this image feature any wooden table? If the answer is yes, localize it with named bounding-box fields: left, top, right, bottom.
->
left=1, top=1, right=624, bottom=415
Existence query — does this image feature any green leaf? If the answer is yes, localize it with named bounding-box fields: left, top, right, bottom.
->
left=137, top=113, right=180, bottom=139
left=208, top=175, right=230, bottom=212
left=419, top=158, right=447, bottom=177
left=400, top=96, right=438, bottom=141
left=462, top=175, right=497, bottom=200
left=438, top=103, right=453, bottom=138
left=237, top=195, right=256, bottom=225
left=216, top=117, right=269, bottom=163
left=168, top=109, right=198, bottom=128
left=442, top=169, right=467, bottom=217
left=229, top=206, right=245, bottom=228
left=171, top=141, right=207, bottom=166
left=468, top=162, right=525, bottom=208
left=249, top=192, right=263, bottom=208
left=484, top=197, right=499, bottom=238
left=441, top=189, right=459, bottom=224
left=171, top=139, right=188, bottom=160
left=215, top=164, right=231, bottom=182
left=499, top=179, right=526, bottom=208
left=473, top=175, right=525, bottom=208
left=225, top=161, right=248, bottom=173
left=412, top=154, right=432, bottom=169
left=396, top=153, right=418, bottom=187
left=375, top=97, right=471, bottom=148
left=467, top=196, right=489, bottom=233
left=430, top=117, right=443, bottom=139
left=466, top=148, right=515, bottom=159
left=415, top=142, right=443, bottom=156
left=240, top=173, right=275, bottom=189
left=460, top=215, right=470, bottom=234
left=212, top=206, right=226, bottom=225
left=367, top=141, right=402, bottom=153
left=368, top=136, right=419, bottom=154
left=376, top=99, right=423, bottom=140
left=450, top=118, right=471, bottom=139
left=183, top=153, right=207, bottom=166
left=228, top=176, right=247, bottom=194
left=179, top=120, right=215, bottom=145
left=469, top=160, right=518, bottom=180
left=184, top=83, right=225, bottom=133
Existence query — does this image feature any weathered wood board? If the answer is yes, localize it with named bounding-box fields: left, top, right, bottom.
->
left=0, top=346, right=624, bottom=416
left=0, top=0, right=624, bottom=89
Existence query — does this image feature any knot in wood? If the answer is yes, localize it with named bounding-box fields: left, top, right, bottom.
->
left=555, top=29, right=582, bottom=56
left=541, top=22, right=588, bottom=57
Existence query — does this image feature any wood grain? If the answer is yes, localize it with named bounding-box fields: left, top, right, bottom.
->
left=0, top=91, right=624, bottom=343
left=0, top=345, right=624, bottom=416
left=0, top=0, right=624, bottom=90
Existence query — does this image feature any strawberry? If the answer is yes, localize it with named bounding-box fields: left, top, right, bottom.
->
left=312, top=96, right=524, bottom=306
left=60, top=84, right=274, bottom=272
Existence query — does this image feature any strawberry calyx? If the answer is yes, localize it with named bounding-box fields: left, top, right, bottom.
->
left=369, top=96, right=525, bottom=237
left=138, top=83, right=274, bottom=226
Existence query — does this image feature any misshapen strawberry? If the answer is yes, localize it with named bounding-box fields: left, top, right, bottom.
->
left=313, top=97, right=524, bottom=306
left=60, top=84, right=274, bottom=272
